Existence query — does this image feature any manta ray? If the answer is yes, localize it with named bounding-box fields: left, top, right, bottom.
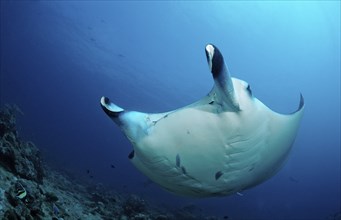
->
left=100, top=44, right=304, bottom=197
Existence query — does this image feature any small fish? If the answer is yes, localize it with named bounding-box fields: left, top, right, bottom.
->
left=176, top=154, right=181, bottom=167
left=215, top=171, right=223, bottom=180
left=236, top=192, right=244, bottom=196
left=86, top=169, right=90, bottom=174
left=52, top=203, right=59, bottom=215
left=16, top=183, right=27, bottom=199
left=181, top=166, right=187, bottom=174
left=16, top=189, right=27, bottom=199
left=110, top=164, right=115, bottom=169
left=128, top=150, right=135, bottom=159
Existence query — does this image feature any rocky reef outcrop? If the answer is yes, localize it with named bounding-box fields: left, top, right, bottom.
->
left=0, top=105, right=44, bottom=183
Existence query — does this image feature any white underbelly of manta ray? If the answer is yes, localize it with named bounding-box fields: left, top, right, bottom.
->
left=101, top=44, right=304, bottom=197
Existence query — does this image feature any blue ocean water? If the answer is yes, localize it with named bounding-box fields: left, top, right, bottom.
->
left=0, top=1, right=340, bottom=219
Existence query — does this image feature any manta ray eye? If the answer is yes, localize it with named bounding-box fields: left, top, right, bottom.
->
left=246, top=84, right=252, bottom=96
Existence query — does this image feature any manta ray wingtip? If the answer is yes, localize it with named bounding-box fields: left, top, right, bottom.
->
left=290, top=93, right=304, bottom=114
left=100, top=96, right=124, bottom=117
left=298, top=93, right=305, bottom=110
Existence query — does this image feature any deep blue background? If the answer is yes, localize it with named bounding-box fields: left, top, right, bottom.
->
left=1, top=1, right=340, bottom=219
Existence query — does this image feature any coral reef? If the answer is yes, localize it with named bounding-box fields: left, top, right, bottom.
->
left=0, top=104, right=220, bottom=220
left=0, top=105, right=44, bottom=183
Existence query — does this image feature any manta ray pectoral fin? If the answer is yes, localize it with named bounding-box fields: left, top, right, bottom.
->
left=205, top=44, right=240, bottom=111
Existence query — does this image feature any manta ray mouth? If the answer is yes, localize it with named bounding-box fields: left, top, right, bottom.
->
left=100, top=96, right=124, bottom=118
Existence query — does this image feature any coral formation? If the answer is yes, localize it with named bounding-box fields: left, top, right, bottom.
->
left=0, top=105, right=44, bottom=183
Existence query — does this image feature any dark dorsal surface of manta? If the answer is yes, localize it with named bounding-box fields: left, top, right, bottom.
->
left=100, top=44, right=305, bottom=197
